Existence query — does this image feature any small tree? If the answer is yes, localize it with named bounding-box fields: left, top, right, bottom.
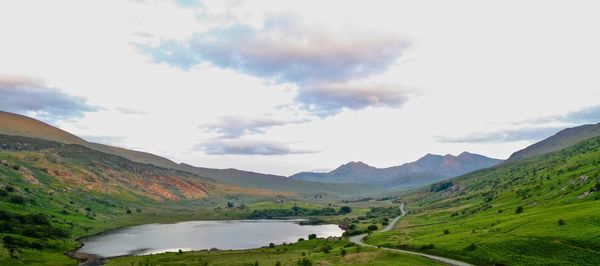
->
left=339, top=206, right=352, bottom=214
left=226, top=201, right=234, bottom=208
left=269, top=243, right=275, bottom=248
left=308, top=233, right=317, bottom=240
left=515, top=206, right=524, bottom=214
left=367, top=225, right=378, bottom=231
left=297, top=258, right=312, bottom=266
left=340, top=249, right=346, bottom=256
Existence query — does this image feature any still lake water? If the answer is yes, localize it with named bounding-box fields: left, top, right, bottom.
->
left=78, top=219, right=344, bottom=257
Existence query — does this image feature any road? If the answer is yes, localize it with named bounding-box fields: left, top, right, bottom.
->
left=348, top=203, right=474, bottom=266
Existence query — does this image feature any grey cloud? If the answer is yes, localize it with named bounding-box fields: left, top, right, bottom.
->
left=563, top=105, right=600, bottom=124
left=116, top=107, right=148, bottom=115
left=296, top=83, right=414, bottom=117
left=202, top=116, right=309, bottom=139
left=81, top=135, right=126, bottom=145
left=138, top=19, right=410, bottom=84
left=0, top=76, right=99, bottom=122
left=438, top=127, right=563, bottom=143
left=195, top=140, right=318, bottom=155
left=136, top=15, right=413, bottom=115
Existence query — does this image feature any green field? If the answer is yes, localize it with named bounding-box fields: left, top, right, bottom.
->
left=366, top=136, right=600, bottom=265
left=105, top=238, right=444, bottom=266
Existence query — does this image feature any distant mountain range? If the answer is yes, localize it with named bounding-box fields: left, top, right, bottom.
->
left=0, top=110, right=376, bottom=197
left=290, top=152, right=503, bottom=188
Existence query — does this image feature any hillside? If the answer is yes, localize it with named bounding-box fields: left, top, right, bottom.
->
left=0, top=134, right=284, bottom=264
left=507, top=123, right=600, bottom=162
left=0, top=111, right=182, bottom=170
left=0, top=111, right=373, bottom=197
left=366, top=135, right=600, bottom=265
left=290, top=152, right=502, bottom=188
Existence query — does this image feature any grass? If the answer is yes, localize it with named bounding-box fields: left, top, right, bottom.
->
left=105, top=238, right=444, bottom=266
left=366, top=136, right=600, bottom=265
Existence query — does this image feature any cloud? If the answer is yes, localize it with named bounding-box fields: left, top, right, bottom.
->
left=139, top=17, right=409, bottom=84
left=563, top=105, right=600, bottom=124
left=0, top=76, right=99, bottom=122
left=437, top=127, right=563, bottom=143
left=137, top=15, right=413, bottom=115
left=81, top=135, right=126, bottom=145
left=201, top=116, right=309, bottom=138
left=175, top=0, right=201, bottom=7
left=195, top=139, right=318, bottom=155
left=115, top=107, right=148, bottom=115
left=296, top=83, right=415, bottom=117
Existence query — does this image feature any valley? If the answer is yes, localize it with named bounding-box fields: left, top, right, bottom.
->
left=1, top=111, right=600, bottom=265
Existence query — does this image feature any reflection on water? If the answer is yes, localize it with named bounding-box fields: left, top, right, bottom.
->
left=78, top=219, right=343, bottom=257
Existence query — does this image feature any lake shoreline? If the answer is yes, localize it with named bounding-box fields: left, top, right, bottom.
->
left=70, top=218, right=342, bottom=265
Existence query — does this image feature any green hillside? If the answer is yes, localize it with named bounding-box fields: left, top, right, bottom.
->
left=0, top=111, right=373, bottom=197
left=366, top=135, right=600, bottom=265
left=507, top=123, right=600, bottom=162
left=0, top=134, right=286, bottom=265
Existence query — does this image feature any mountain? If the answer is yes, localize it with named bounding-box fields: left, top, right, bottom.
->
left=290, top=152, right=502, bottom=188
left=0, top=110, right=375, bottom=196
left=0, top=110, right=182, bottom=170
left=371, top=134, right=600, bottom=265
left=507, top=123, right=600, bottom=162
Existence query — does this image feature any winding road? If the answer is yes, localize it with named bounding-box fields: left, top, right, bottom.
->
left=348, top=203, right=474, bottom=266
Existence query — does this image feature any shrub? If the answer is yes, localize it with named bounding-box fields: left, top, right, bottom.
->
left=465, top=243, right=477, bottom=251
left=515, top=206, right=524, bottom=214
left=298, top=238, right=304, bottom=242
left=126, top=209, right=132, bottom=214
left=367, top=225, right=378, bottom=231
left=9, top=195, right=26, bottom=204
left=297, top=258, right=312, bottom=266
left=443, top=229, right=450, bottom=235
left=340, top=249, right=346, bottom=256
left=308, top=233, right=317, bottom=240
left=339, top=206, right=352, bottom=214
left=558, top=219, right=566, bottom=226
left=269, top=243, right=275, bottom=248
left=420, top=244, right=435, bottom=250
left=5, top=185, right=14, bottom=192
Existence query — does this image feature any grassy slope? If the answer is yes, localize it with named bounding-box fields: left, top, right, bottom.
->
left=0, top=135, right=288, bottom=265
left=507, top=123, right=600, bottom=161
left=0, top=110, right=377, bottom=198
left=106, top=238, right=444, bottom=266
left=366, top=136, right=600, bottom=265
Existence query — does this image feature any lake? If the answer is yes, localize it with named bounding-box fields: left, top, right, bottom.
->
left=77, top=219, right=344, bottom=257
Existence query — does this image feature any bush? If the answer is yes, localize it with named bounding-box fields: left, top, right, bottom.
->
left=308, top=233, right=317, bottom=240
left=558, top=219, right=566, bottom=226
left=443, top=229, right=450, bottom=235
left=298, top=238, right=304, bottom=242
left=465, top=243, right=477, bottom=251
left=420, top=244, right=435, bottom=250
left=515, top=206, right=524, bottom=214
left=340, top=249, right=346, bottom=256
left=367, top=225, right=378, bottom=231
left=4, top=185, right=14, bottom=192
left=297, top=258, right=312, bottom=266
left=269, top=243, right=275, bottom=248
left=339, top=206, right=352, bottom=214
left=9, top=195, right=26, bottom=204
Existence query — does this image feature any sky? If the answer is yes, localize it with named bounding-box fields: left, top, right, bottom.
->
left=1, top=0, right=600, bottom=176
